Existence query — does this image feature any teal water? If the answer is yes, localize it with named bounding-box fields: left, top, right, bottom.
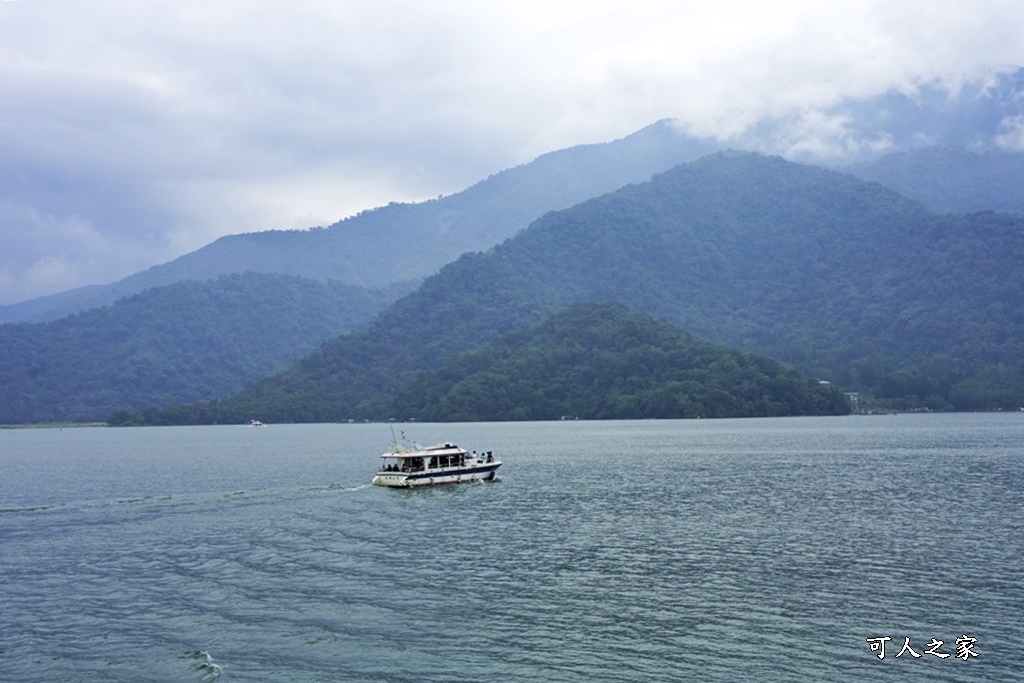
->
left=1, top=415, right=1021, bottom=682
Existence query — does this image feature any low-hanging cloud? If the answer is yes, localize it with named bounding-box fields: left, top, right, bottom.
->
left=1, top=0, right=1022, bottom=304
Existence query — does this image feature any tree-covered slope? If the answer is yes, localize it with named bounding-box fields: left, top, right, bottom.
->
left=135, top=152, right=1024, bottom=424
left=0, top=273, right=409, bottom=423
left=391, top=302, right=850, bottom=421
left=1, top=121, right=719, bottom=323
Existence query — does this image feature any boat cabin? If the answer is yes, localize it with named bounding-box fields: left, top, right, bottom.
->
left=373, top=442, right=501, bottom=487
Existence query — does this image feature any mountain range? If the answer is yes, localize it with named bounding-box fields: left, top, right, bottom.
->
left=0, top=121, right=721, bottom=324
left=0, top=274, right=409, bottom=423
left=111, top=151, right=1024, bottom=425
left=7, top=67, right=1024, bottom=325
left=3, top=73, right=1024, bottom=425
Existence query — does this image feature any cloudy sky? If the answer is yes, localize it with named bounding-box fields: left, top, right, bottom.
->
left=1, top=0, right=1022, bottom=305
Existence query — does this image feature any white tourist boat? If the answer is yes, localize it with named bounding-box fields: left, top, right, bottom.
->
left=371, top=442, right=501, bottom=487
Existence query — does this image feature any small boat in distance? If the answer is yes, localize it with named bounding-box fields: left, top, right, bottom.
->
left=371, top=442, right=501, bottom=487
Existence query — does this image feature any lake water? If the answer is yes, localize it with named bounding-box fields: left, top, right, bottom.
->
left=1, top=415, right=1021, bottom=682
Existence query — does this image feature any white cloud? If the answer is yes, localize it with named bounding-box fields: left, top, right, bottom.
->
left=996, top=115, right=1024, bottom=150
left=0, top=199, right=169, bottom=304
left=1, top=0, right=1023, bottom=304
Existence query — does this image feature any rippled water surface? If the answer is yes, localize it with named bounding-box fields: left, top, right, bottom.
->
left=2, top=415, right=1022, bottom=682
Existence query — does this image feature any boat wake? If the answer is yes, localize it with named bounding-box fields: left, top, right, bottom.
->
left=315, top=483, right=373, bottom=493
left=3, top=482, right=373, bottom=525
left=0, top=503, right=65, bottom=514
left=186, top=650, right=223, bottom=682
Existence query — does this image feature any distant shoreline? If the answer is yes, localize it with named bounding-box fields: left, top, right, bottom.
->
left=1, top=422, right=107, bottom=430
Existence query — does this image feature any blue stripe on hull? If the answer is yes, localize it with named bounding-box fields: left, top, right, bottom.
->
left=403, top=464, right=501, bottom=481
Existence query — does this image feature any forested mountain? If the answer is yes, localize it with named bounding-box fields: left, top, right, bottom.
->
left=127, top=152, right=1024, bottom=425
left=847, top=148, right=1024, bottom=215
left=11, top=112, right=1024, bottom=327
left=7, top=68, right=1023, bottom=326
left=0, top=273, right=409, bottom=424
left=123, top=302, right=848, bottom=425
left=389, top=303, right=850, bottom=422
left=0, top=121, right=719, bottom=324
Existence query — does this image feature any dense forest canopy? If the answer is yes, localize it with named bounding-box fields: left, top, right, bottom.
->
left=111, top=302, right=850, bottom=426
left=116, top=152, right=1024, bottom=425
left=0, top=273, right=409, bottom=424
left=390, top=303, right=850, bottom=422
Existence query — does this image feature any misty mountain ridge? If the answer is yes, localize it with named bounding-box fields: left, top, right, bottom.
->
left=4, top=67, right=1024, bottom=423
left=0, top=121, right=721, bottom=323
left=3, top=66, right=1022, bottom=324
left=129, top=151, right=1024, bottom=425
left=848, top=147, right=1024, bottom=215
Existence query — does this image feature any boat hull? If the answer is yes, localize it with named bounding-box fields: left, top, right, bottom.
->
left=372, top=463, right=501, bottom=487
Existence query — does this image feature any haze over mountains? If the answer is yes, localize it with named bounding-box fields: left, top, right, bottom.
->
left=0, top=122, right=721, bottom=324
left=2, top=70, right=1024, bottom=424
left=4, top=68, right=1023, bottom=324
left=131, top=151, right=1018, bottom=425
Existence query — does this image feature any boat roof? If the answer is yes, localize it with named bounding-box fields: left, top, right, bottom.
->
left=380, top=443, right=467, bottom=458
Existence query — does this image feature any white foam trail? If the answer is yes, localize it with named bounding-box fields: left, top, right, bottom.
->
left=191, top=650, right=223, bottom=682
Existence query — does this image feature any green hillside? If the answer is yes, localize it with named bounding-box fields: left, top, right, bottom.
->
left=391, top=303, right=850, bottom=421
left=127, top=152, right=1024, bottom=424
left=0, top=273, right=409, bottom=424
